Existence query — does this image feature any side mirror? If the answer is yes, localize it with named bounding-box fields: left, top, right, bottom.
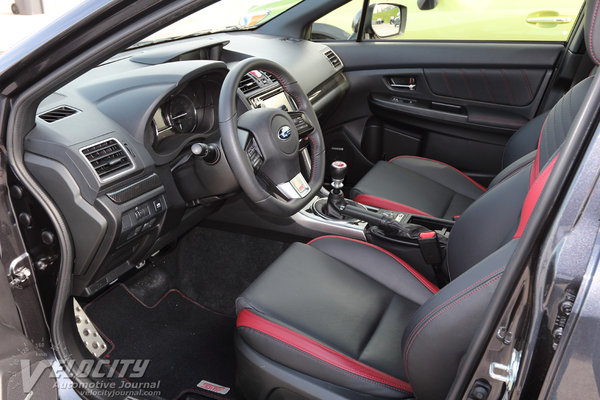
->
left=364, top=3, right=407, bottom=39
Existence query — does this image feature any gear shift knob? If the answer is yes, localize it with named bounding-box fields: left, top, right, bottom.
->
left=331, top=161, right=347, bottom=190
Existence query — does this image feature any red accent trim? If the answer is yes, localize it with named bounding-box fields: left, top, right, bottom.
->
left=514, top=154, right=558, bottom=239
left=237, top=309, right=413, bottom=394
left=83, top=284, right=234, bottom=360
left=419, top=231, right=436, bottom=239
left=353, top=194, right=434, bottom=217
left=115, top=283, right=232, bottom=317
left=403, top=266, right=506, bottom=367
left=308, top=235, right=439, bottom=293
left=530, top=114, right=549, bottom=186
left=403, top=274, right=503, bottom=379
left=388, top=155, right=487, bottom=192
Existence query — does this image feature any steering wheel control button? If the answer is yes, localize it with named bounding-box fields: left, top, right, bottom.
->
left=246, top=141, right=264, bottom=170
left=289, top=112, right=314, bottom=136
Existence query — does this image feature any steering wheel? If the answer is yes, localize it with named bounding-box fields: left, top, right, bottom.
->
left=218, top=58, right=325, bottom=216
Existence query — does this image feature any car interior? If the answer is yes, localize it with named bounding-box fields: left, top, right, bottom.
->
left=9, top=0, right=600, bottom=399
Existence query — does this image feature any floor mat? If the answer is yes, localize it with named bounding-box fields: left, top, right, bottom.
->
left=85, top=284, right=240, bottom=400
left=125, top=226, right=289, bottom=316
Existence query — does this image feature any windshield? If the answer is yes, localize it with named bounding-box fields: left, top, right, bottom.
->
left=138, top=0, right=303, bottom=46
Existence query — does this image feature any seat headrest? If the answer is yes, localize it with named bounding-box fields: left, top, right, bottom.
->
left=586, top=0, right=600, bottom=64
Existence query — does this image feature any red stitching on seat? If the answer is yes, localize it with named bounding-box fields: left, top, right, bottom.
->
left=403, top=274, right=503, bottom=378
left=307, top=235, right=439, bottom=293
left=237, top=309, right=413, bottom=394
left=402, top=266, right=506, bottom=364
left=589, top=0, right=600, bottom=65
left=388, top=155, right=488, bottom=192
left=353, top=194, right=434, bottom=217
left=530, top=113, right=550, bottom=186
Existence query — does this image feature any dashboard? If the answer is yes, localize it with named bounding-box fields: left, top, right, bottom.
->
left=24, top=32, right=349, bottom=297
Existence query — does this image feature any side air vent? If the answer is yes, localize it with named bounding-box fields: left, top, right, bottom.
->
left=38, top=106, right=78, bottom=123
left=324, top=50, right=342, bottom=69
left=239, top=74, right=259, bottom=94
left=80, top=139, right=133, bottom=181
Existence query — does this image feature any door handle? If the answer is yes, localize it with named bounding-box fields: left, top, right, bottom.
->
left=390, top=82, right=416, bottom=90
left=389, top=77, right=416, bottom=90
left=526, top=16, right=572, bottom=24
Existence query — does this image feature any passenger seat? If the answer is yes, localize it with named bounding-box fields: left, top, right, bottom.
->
left=350, top=112, right=549, bottom=219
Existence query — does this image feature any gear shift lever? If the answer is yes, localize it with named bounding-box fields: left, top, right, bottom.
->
left=331, top=161, right=347, bottom=191
left=327, top=161, right=347, bottom=218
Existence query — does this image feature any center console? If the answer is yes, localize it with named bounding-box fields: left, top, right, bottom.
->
left=293, top=161, right=455, bottom=285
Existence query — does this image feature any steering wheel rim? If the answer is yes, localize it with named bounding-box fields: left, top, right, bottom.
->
left=218, top=58, right=325, bottom=216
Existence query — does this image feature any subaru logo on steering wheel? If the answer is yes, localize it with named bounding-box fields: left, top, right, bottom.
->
left=278, top=125, right=292, bottom=140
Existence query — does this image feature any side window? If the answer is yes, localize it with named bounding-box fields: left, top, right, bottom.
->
left=312, top=0, right=584, bottom=42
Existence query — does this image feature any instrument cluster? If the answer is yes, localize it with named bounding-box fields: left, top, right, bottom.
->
left=151, top=74, right=222, bottom=152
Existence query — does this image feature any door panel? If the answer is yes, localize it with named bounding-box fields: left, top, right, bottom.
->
left=321, top=42, right=565, bottom=186
left=423, top=68, right=546, bottom=106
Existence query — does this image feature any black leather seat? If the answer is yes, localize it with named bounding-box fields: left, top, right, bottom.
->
left=349, top=107, right=547, bottom=219
left=234, top=3, right=600, bottom=398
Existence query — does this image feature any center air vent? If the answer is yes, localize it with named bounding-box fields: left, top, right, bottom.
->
left=38, top=106, right=78, bottom=123
left=239, top=74, right=259, bottom=94
left=324, top=50, right=342, bottom=69
left=263, top=71, right=279, bottom=83
left=80, top=139, right=133, bottom=181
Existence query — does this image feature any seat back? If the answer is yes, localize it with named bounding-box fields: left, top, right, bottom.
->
left=445, top=77, right=593, bottom=279
left=402, top=68, right=596, bottom=400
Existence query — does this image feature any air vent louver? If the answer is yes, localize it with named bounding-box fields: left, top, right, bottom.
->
left=324, top=50, right=342, bottom=69
left=38, top=106, right=78, bottom=123
left=263, top=71, right=278, bottom=83
left=81, top=139, right=133, bottom=180
left=239, top=74, right=259, bottom=94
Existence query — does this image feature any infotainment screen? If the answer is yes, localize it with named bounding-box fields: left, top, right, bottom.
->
left=257, top=91, right=294, bottom=111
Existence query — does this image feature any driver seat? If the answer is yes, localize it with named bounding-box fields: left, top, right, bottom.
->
left=234, top=73, right=592, bottom=399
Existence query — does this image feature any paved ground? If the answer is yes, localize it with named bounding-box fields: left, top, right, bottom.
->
left=0, top=0, right=83, bottom=55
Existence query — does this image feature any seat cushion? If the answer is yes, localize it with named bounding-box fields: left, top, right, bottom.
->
left=350, top=156, right=486, bottom=219
left=236, top=236, right=437, bottom=398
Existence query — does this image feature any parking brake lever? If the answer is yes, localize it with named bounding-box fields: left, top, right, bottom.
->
left=337, top=203, right=429, bottom=240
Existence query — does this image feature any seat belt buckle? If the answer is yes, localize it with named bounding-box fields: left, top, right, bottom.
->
left=418, top=231, right=443, bottom=265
